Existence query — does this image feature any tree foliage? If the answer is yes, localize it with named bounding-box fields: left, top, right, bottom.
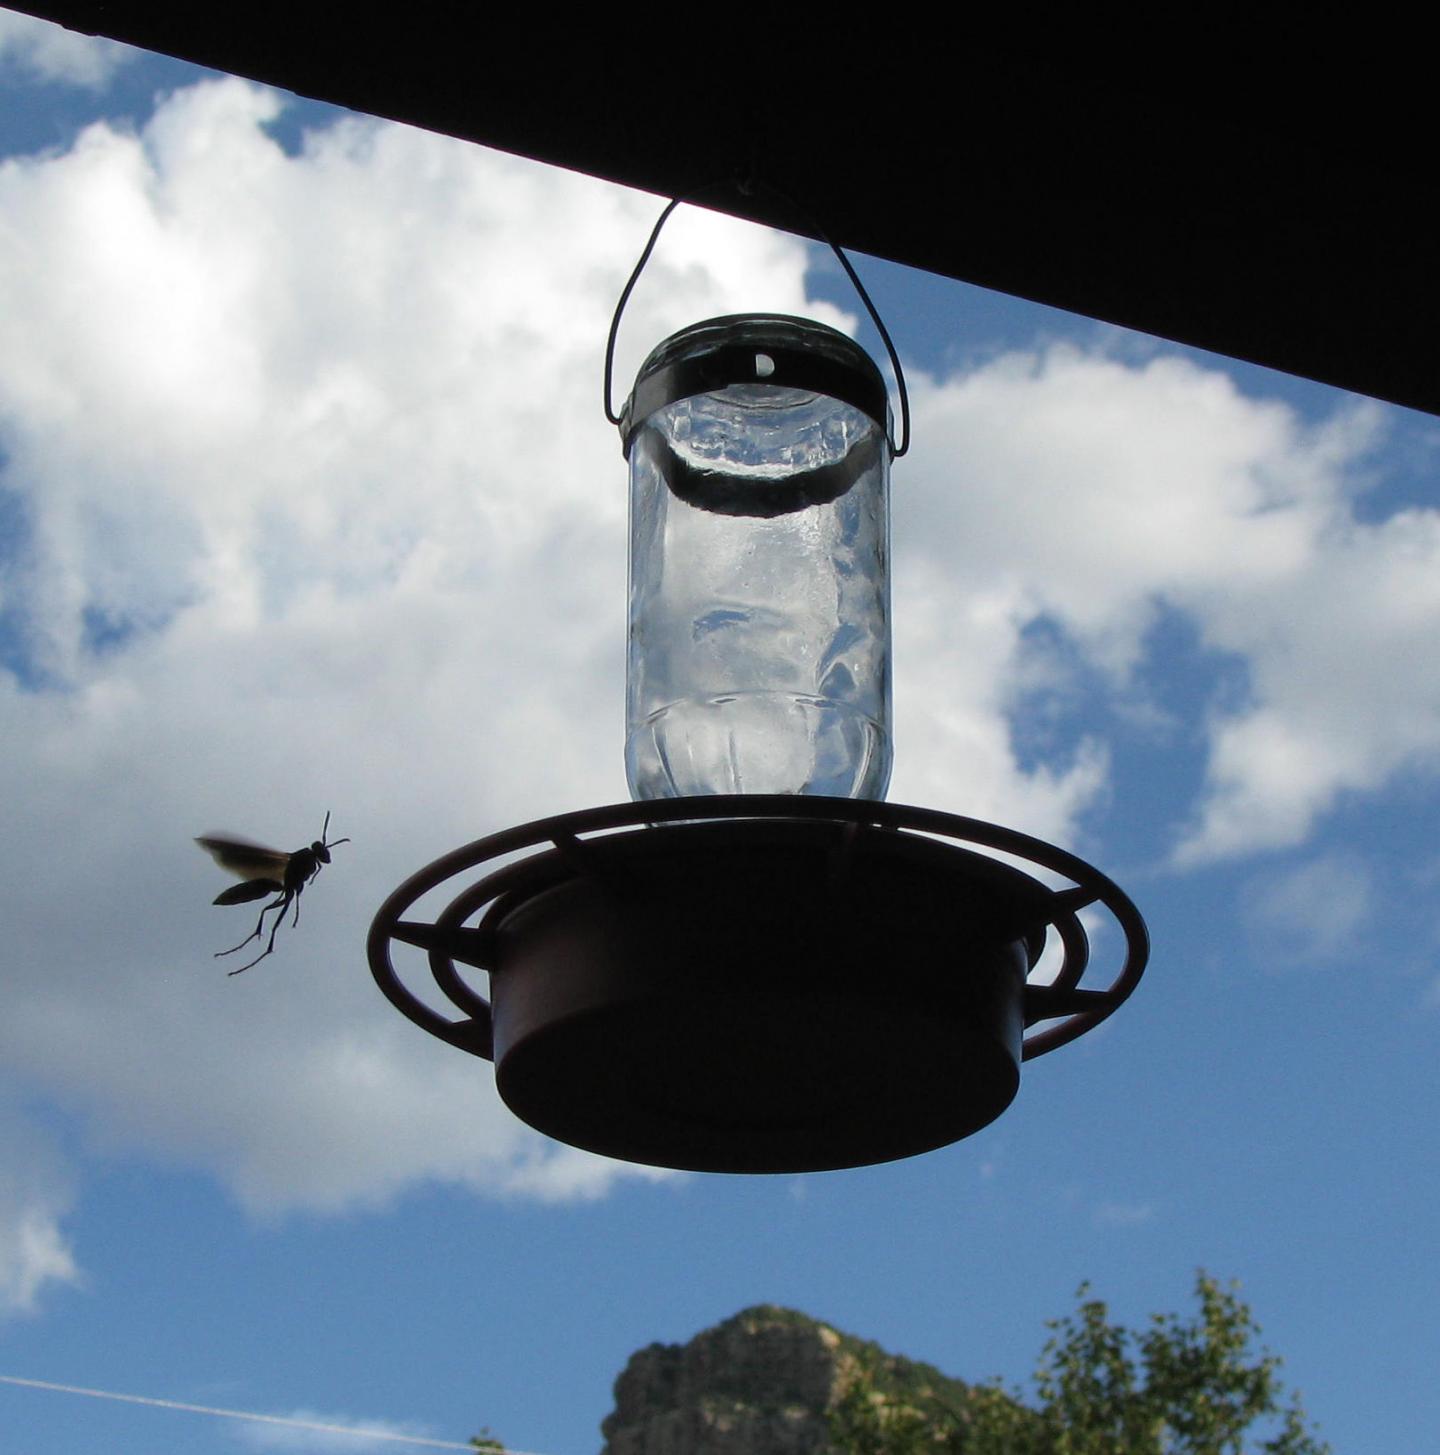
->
left=829, top=1274, right=1328, bottom=1455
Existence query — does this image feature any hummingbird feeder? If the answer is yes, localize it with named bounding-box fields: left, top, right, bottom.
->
left=367, top=201, right=1148, bottom=1174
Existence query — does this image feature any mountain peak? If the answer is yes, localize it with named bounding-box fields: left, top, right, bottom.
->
left=599, top=1307, right=967, bottom=1455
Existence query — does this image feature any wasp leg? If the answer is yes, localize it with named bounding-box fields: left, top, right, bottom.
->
left=227, top=898, right=290, bottom=974
left=290, top=884, right=304, bottom=929
left=215, top=892, right=289, bottom=959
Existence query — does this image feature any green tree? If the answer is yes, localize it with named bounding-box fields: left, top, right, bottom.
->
left=829, top=1274, right=1328, bottom=1455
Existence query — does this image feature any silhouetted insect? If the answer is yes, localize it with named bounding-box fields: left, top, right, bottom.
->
left=196, top=812, right=350, bottom=974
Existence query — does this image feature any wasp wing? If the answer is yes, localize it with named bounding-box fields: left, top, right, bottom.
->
left=196, top=835, right=292, bottom=882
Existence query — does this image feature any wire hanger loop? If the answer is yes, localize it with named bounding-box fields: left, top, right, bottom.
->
left=603, top=184, right=911, bottom=458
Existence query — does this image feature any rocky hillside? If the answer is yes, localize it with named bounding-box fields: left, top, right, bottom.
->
left=598, top=1305, right=970, bottom=1455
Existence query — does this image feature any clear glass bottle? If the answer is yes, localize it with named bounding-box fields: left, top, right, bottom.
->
left=620, top=314, right=892, bottom=801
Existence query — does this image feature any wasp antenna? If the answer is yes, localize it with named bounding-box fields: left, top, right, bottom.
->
left=321, top=810, right=332, bottom=840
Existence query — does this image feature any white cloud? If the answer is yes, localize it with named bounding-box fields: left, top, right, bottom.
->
left=0, top=78, right=844, bottom=1235
left=893, top=347, right=1440, bottom=862
left=0, top=1102, right=82, bottom=1315
left=0, top=8, right=136, bottom=88
left=1175, top=502, right=1440, bottom=861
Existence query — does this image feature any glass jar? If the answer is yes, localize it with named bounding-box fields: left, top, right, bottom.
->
left=620, top=314, right=892, bottom=801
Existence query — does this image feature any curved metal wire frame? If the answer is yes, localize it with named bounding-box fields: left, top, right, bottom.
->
left=604, top=189, right=912, bottom=458
left=367, top=795, right=1148, bottom=1065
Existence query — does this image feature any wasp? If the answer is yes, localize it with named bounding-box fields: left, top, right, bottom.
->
left=196, top=812, right=350, bottom=974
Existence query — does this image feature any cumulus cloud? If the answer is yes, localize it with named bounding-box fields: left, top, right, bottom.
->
left=893, top=348, right=1440, bottom=861
left=0, top=76, right=864, bottom=1242
left=0, top=8, right=137, bottom=88
left=1, top=71, right=1438, bottom=1278
left=0, top=1102, right=82, bottom=1315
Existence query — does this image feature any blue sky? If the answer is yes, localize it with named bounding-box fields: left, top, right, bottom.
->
left=1, top=10, right=1438, bottom=1452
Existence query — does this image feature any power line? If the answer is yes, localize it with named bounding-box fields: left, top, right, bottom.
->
left=0, top=1372, right=524, bottom=1451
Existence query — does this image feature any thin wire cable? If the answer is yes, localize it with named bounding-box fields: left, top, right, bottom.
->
left=0, top=1373, right=556, bottom=1453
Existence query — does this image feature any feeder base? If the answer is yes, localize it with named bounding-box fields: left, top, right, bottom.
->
left=366, top=796, right=1149, bottom=1175
left=489, top=819, right=1033, bottom=1173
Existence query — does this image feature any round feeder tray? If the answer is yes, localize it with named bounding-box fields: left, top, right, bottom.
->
left=367, top=796, right=1147, bottom=1174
